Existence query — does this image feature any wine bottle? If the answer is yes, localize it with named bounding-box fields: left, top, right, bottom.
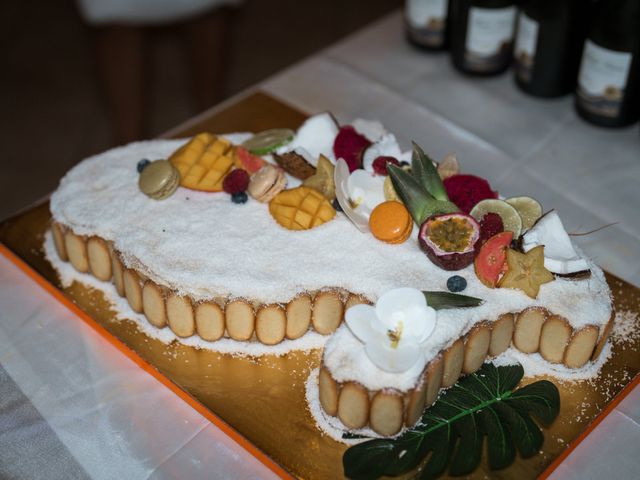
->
left=449, top=0, right=517, bottom=75
left=405, top=0, right=450, bottom=50
left=575, top=0, right=640, bottom=127
left=513, top=0, right=589, bottom=97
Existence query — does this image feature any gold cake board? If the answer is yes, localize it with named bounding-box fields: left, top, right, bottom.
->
left=1, top=92, right=639, bottom=480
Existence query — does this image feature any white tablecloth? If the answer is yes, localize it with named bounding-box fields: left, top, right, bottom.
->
left=0, top=254, right=278, bottom=480
left=2, top=10, right=639, bottom=480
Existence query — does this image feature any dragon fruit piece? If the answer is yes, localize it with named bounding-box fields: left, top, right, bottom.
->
left=333, top=126, right=371, bottom=173
left=443, top=174, right=498, bottom=214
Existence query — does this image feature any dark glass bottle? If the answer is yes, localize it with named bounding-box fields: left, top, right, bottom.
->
left=513, top=0, right=589, bottom=98
left=575, top=0, right=640, bottom=127
left=405, top=0, right=451, bottom=50
left=449, top=0, right=517, bottom=75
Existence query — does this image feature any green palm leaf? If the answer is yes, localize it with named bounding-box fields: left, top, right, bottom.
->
left=342, top=363, right=559, bottom=480
left=422, top=291, right=483, bottom=309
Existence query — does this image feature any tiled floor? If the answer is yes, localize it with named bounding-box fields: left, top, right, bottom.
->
left=1, top=0, right=400, bottom=220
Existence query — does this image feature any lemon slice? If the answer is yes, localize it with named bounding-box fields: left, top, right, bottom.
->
left=242, top=128, right=295, bottom=155
left=505, top=196, right=543, bottom=231
left=470, top=199, right=522, bottom=238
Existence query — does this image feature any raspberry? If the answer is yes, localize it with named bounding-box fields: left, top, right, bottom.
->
left=478, top=212, right=504, bottom=247
left=222, top=169, right=250, bottom=194
left=333, top=126, right=371, bottom=173
left=372, top=156, right=400, bottom=176
left=443, top=174, right=498, bottom=214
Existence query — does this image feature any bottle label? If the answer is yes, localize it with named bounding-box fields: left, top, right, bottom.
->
left=406, top=0, right=448, bottom=48
left=464, top=6, right=517, bottom=71
left=577, top=40, right=632, bottom=118
left=514, top=12, right=539, bottom=83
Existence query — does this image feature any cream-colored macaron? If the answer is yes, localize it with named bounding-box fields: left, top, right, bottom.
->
left=247, top=165, right=287, bottom=203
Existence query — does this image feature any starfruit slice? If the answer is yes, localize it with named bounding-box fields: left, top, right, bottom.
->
left=498, top=246, right=554, bottom=298
left=302, top=154, right=335, bottom=200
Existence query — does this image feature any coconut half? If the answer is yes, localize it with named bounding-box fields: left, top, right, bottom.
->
left=352, top=119, right=388, bottom=142
left=278, top=112, right=339, bottom=166
left=522, top=211, right=589, bottom=274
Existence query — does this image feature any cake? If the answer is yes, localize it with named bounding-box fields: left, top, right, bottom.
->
left=47, top=113, right=614, bottom=439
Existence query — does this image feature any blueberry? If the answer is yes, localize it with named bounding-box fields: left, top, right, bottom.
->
left=447, top=275, right=467, bottom=293
left=231, top=191, right=248, bottom=204
left=399, top=160, right=410, bottom=167
left=137, top=159, right=151, bottom=173
left=332, top=198, right=343, bottom=212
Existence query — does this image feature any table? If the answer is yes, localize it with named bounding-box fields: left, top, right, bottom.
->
left=2, top=10, right=639, bottom=480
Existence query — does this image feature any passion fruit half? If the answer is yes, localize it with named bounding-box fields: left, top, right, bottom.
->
left=418, top=213, right=480, bottom=271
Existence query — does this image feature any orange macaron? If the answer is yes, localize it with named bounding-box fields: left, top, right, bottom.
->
left=369, top=201, right=413, bottom=244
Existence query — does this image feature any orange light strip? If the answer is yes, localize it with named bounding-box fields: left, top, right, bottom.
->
left=0, top=243, right=293, bottom=480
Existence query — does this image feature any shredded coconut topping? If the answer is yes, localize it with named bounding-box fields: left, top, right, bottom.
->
left=49, top=138, right=613, bottom=390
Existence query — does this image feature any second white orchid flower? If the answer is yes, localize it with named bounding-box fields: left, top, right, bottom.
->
left=345, top=288, right=437, bottom=373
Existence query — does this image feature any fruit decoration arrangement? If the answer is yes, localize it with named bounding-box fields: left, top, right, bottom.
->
left=135, top=113, right=591, bottom=301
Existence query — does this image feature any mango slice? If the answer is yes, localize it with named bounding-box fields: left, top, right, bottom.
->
left=269, top=186, right=336, bottom=231
left=169, top=133, right=234, bottom=192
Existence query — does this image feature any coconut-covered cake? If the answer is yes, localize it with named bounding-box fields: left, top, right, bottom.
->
left=48, top=114, right=613, bottom=438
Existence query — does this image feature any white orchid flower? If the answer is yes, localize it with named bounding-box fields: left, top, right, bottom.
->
left=346, top=288, right=438, bottom=373
left=334, top=159, right=385, bottom=232
left=347, top=170, right=386, bottom=214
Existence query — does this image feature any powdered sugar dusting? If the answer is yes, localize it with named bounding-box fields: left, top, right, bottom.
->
left=49, top=139, right=612, bottom=336
left=44, top=231, right=327, bottom=356
left=611, top=310, right=640, bottom=345
left=48, top=136, right=615, bottom=391
left=43, top=226, right=635, bottom=445
left=324, top=276, right=612, bottom=391
left=492, top=345, right=613, bottom=381
left=308, top=339, right=619, bottom=444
